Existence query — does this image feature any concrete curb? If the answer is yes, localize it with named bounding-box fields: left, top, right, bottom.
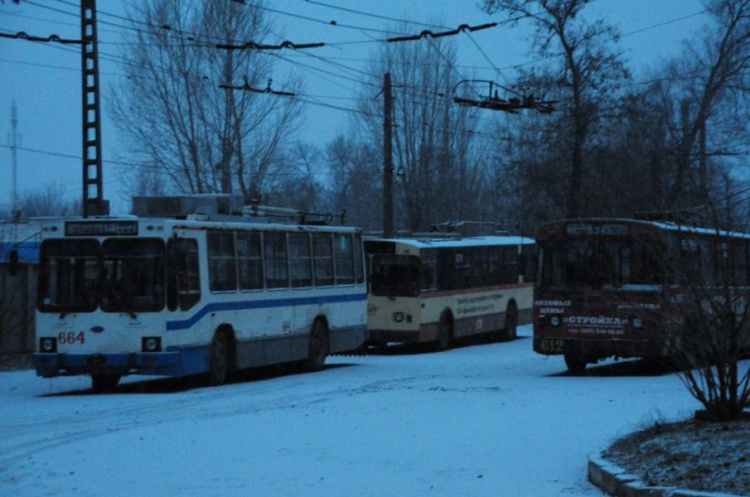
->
left=587, top=455, right=743, bottom=497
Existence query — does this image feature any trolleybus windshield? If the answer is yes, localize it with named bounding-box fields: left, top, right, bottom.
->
left=38, top=238, right=166, bottom=313
left=538, top=240, right=664, bottom=291
left=370, top=254, right=422, bottom=297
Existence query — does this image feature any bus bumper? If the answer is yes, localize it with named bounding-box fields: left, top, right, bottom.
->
left=330, top=325, right=367, bottom=354
left=32, top=349, right=207, bottom=378
left=367, top=326, right=436, bottom=344
left=533, top=336, right=667, bottom=361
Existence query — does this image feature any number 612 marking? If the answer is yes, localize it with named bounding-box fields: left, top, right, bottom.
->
left=540, top=338, right=564, bottom=353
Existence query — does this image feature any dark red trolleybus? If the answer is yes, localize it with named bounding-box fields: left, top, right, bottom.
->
left=533, top=218, right=750, bottom=373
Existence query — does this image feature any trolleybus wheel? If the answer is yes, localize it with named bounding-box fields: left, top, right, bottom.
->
left=502, top=302, right=518, bottom=341
left=306, top=320, right=329, bottom=371
left=91, top=374, right=121, bottom=393
left=209, top=330, right=234, bottom=386
left=434, top=312, right=453, bottom=352
left=564, top=351, right=587, bottom=375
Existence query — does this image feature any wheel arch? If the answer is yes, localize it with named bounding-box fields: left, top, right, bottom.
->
left=307, top=315, right=330, bottom=371
left=505, top=299, right=518, bottom=321
left=433, top=307, right=455, bottom=351
left=501, top=299, right=519, bottom=341
left=440, top=307, right=454, bottom=326
left=312, top=315, right=330, bottom=343
left=214, top=323, right=237, bottom=363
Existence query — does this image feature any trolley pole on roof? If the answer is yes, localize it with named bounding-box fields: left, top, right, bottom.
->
left=382, top=72, right=394, bottom=238
left=81, top=0, right=108, bottom=217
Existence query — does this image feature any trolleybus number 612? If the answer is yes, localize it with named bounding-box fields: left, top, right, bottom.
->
left=539, top=337, right=564, bottom=353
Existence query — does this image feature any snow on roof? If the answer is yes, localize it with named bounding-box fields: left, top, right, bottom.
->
left=649, top=220, right=750, bottom=239
left=543, top=218, right=750, bottom=240
left=371, top=235, right=534, bottom=249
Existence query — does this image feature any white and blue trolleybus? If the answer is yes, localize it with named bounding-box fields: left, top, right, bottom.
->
left=33, top=195, right=367, bottom=391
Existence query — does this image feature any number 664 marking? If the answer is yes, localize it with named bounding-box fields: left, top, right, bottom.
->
left=58, top=331, right=85, bottom=345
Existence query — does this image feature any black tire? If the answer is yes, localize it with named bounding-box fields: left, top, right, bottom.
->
left=564, top=351, right=587, bottom=375
left=306, top=320, right=329, bottom=371
left=91, top=374, right=121, bottom=393
left=434, top=312, right=453, bottom=352
left=502, top=302, right=518, bottom=341
left=208, top=331, right=234, bottom=386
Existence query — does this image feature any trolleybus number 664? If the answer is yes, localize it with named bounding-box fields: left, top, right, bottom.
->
left=58, top=331, right=85, bottom=345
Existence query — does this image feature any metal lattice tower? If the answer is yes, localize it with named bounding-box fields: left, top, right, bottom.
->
left=81, top=0, right=108, bottom=217
left=9, top=100, right=19, bottom=217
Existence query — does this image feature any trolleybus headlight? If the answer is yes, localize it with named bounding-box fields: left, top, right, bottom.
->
left=142, top=336, right=162, bottom=352
left=632, top=317, right=643, bottom=329
left=550, top=316, right=561, bottom=327
left=40, top=337, right=57, bottom=353
left=393, top=312, right=404, bottom=323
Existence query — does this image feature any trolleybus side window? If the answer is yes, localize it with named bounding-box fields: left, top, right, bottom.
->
left=334, top=234, right=354, bottom=285
left=265, top=231, right=289, bottom=289
left=289, top=233, right=313, bottom=288
left=313, top=234, right=334, bottom=286
left=167, top=238, right=200, bottom=311
left=471, top=248, right=488, bottom=287
left=421, top=248, right=438, bottom=291
left=438, top=249, right=478, bottom=290
left=208, top=231, right=237, bottom=292
left=501, top=247, right=518, bottom=284
left=626, top=242, right=664, bottom=286
left=520, top=245, right=536, bottom=283
left=237, top=231, right=263, bottom=291
left=678, top=237, right=704, bottom=284
left=734, top=240, right=750, bottom=285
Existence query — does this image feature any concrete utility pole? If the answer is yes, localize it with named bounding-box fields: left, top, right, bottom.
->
left=9, top=100, right=19, bottom=218
left=81, top=0, right=108, bottom=217
left=382, top=72, right=394, bottom=238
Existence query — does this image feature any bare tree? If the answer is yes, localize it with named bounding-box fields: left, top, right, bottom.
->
left=661, top=0, right=750, bottom=210
left=491, top=89, right=573, bottom=230
left=481, top=0, right=628, bottom=218
left=325, top=135, right=382, bottom=231
left=11, top=184, right=79, bottom=219
left=354, top=27, right=492, bottom=233
left=111, top=0, right=304, bottom=201
left=265, top=142, right=328, bottom=212
left=665, top=207, right=750, bottom=421
left=581, top=0, right=750, bottom=222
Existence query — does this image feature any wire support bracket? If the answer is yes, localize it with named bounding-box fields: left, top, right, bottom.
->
left=387, top=22, right=497, bottom=43
left=220, top=77, right=296, bottom=97
left=216, top=39, right=325, bottom=50
left=0, top=31, right=82, bottom=44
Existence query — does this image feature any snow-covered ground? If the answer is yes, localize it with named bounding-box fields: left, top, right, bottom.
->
left=0, top=325, right=701, bottom=496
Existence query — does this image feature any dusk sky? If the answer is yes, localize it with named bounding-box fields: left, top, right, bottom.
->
left=1, top=0, right=710, bottom=215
